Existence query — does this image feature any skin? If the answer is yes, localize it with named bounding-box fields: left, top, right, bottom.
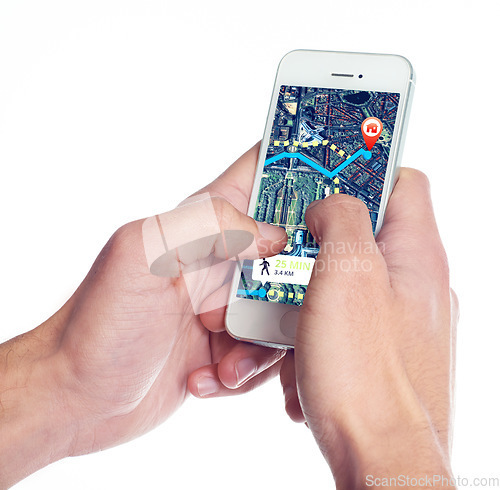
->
left=280, top=170, right=459, bottom=488
left=0, top=143, right=458, bottom=489
left=201, top=166, right=458, bottom=488
left=0, top=142, right=289, bottom=487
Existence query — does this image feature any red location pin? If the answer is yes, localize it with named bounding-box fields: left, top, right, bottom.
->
left=361, top=117, right=383, bottom=151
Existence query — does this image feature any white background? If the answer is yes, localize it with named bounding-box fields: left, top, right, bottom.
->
left=1, top=1, right=499, bottom=488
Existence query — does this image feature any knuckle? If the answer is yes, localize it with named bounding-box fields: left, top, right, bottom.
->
left=430, top=243, right=451, bottom=288
left=107, top=222, right=139, bottom=260
left=329, top=192, right=366, bottom=208
left=399, top=249, right=452, bottom=315
left=450, top=287, right=460, bottom=320
left=324, top=193, right=367, bottom=214
left=450, top=287, right=459, bottom=308
left=210, top=196, right=235, bottom=230
left=305, top=194, right=368, bottom=235
left=400, top=167, right=431, bottom=192
left=89, top=221, right=144, bottom=280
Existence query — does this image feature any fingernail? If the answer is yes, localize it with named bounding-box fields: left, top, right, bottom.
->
left=307, top=200, right=321, bottom=210
left=197, top=376, right=219, bottom=397
left=235, top=358, right=258, bottom=386
left=256, top=221, right=285, bottom=242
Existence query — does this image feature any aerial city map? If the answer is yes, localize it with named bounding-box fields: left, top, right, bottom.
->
left=237, top=85, right=400, bottom=306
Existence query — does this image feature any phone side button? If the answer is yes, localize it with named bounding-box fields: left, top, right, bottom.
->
left=280, top=311, right=299, bottom=338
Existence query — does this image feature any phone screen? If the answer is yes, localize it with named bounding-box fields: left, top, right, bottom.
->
left=237, top=84, right=401, bottom=306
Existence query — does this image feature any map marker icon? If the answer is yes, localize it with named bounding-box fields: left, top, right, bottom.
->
left=361, top=117, right=383, bottom=151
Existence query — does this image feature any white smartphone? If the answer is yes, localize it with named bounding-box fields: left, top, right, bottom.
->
left=225, top=50, right=415, bottom=349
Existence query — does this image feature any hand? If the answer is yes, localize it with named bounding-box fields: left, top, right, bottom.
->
left=279, top=169, right=459, bottom=489
left=0, top=143, right=288, bottom=487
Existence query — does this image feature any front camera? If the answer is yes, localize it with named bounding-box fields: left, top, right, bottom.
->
left=358, top=74, right=363, bottom=79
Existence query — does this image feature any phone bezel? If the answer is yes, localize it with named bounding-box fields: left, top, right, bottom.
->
left=225, top=49, right=415, bottom=349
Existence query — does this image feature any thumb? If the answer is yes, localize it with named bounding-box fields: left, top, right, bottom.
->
left=305, top=194, right=376, bottom=255
left=142, top=193, right=287, bottom=277
left=292, top=194, right=390, bottom=445
left=296, top=194, right=388, bottom=341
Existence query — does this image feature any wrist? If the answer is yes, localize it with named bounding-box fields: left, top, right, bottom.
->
left=318, top=386, right=454, bottom=489
left=0, top=315, right=75, bottom=487
left=332, top=423, right=454, bottom=489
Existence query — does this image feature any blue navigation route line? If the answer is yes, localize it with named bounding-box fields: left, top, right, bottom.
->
left=264, top=148, right=372, bottom=178
left=239, top=148, right=372, bottom=299
left=237, top=288, right=267, bottom=298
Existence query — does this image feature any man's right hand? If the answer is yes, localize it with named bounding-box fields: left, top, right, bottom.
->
left=280, top=169, right=459, bottom=489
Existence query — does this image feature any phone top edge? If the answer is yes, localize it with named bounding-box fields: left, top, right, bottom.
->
left=274, top=49, right=413, bottom=96
left=279, top=48, right=414, bottom=80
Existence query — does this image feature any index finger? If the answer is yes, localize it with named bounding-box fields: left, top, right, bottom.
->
left=377, top=167, right=449, bottom=294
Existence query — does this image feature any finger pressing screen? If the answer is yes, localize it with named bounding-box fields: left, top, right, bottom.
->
left=304, top=194, right=388, bottom=290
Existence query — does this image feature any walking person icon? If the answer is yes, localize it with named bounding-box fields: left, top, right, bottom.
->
left=260, top=258, right=270, bottom=275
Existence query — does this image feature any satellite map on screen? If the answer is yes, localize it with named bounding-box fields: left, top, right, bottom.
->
left=237, top=85, right=400, bottom=306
